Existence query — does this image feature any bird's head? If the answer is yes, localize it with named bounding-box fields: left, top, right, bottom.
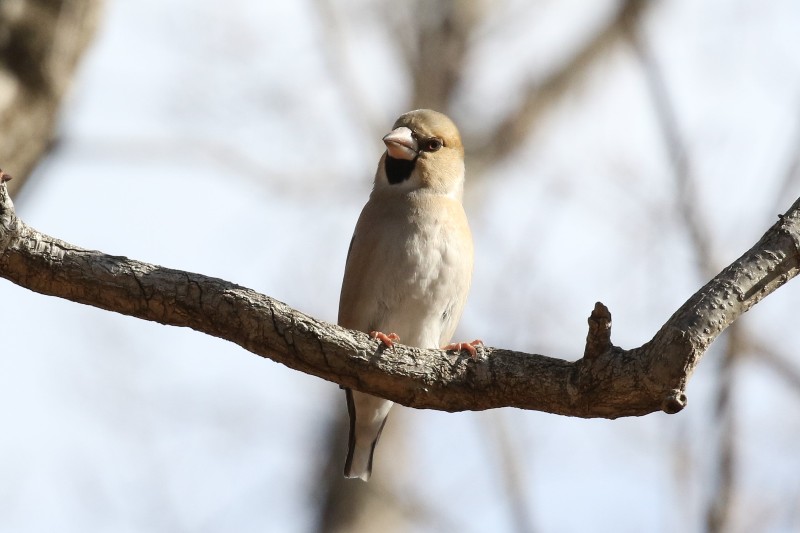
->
left=374, top=109, right=465, bottom=199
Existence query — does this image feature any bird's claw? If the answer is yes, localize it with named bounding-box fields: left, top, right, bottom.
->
left=370, top=331, right=400, bottom=348
left=442, top=339, right=484, bottom=359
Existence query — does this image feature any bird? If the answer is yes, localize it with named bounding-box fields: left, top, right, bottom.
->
left=338, top=109, right=480, bottom=481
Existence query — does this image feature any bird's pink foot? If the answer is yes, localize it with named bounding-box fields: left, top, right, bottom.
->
left=442, top=339, right=484, bottom=358
left=370, top=331, right=400, bottom=348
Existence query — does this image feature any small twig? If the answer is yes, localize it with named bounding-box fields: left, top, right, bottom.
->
left=584, top=302, right=612, bottom=359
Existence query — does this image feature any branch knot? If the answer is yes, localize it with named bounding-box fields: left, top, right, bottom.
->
left=661, top=390, right=688, bottom=414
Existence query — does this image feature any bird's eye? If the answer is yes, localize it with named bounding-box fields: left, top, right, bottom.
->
left=423, top=138, right=443, bottom=152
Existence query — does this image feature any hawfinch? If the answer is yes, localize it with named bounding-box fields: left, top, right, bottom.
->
left=339, top=109, right=479, bottom=481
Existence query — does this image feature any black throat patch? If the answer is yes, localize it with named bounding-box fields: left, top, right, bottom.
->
left=385, top=155, right=416, bottom=185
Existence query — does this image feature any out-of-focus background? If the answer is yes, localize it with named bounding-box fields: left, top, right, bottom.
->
left=2, top=1, right=800, bottom=531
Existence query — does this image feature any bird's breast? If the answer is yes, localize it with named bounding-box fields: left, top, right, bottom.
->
left=339, top=193, right=473, bottom=349
left=372, top=198, right=473, bottom=346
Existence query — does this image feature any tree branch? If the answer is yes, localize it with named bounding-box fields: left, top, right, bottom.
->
left=1, top=180, right=799, bottom=418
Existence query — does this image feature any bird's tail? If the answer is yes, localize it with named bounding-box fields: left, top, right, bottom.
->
left=344, top=389, right=393, bottom=481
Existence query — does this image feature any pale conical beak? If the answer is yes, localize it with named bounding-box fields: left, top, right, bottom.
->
left=383, top=127, right=418, bottom=160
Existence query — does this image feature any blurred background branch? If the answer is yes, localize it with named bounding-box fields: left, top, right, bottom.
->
left=468, top=0, right=649, bottom=175
left=0, top=0, right=101, bottom=197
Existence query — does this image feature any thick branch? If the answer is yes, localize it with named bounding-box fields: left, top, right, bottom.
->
left=1, top=181, right=799, bottom=418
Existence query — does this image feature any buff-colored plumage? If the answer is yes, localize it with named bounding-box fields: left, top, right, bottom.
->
left=339, top=109, right=474, bottom=481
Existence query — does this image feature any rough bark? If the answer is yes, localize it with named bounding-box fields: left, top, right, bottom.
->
left=1, top=179, right=799, bottom=417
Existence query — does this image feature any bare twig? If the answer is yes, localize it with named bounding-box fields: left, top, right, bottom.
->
left=584, top=302, right=612, bottom=360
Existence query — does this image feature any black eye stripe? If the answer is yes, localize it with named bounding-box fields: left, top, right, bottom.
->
left=409, top=132, right=444, bottom=151
left=420, top=137, right=443, bottom=152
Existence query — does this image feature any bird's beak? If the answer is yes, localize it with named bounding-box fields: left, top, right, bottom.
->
left=383, top=127, right=418, bottom=160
